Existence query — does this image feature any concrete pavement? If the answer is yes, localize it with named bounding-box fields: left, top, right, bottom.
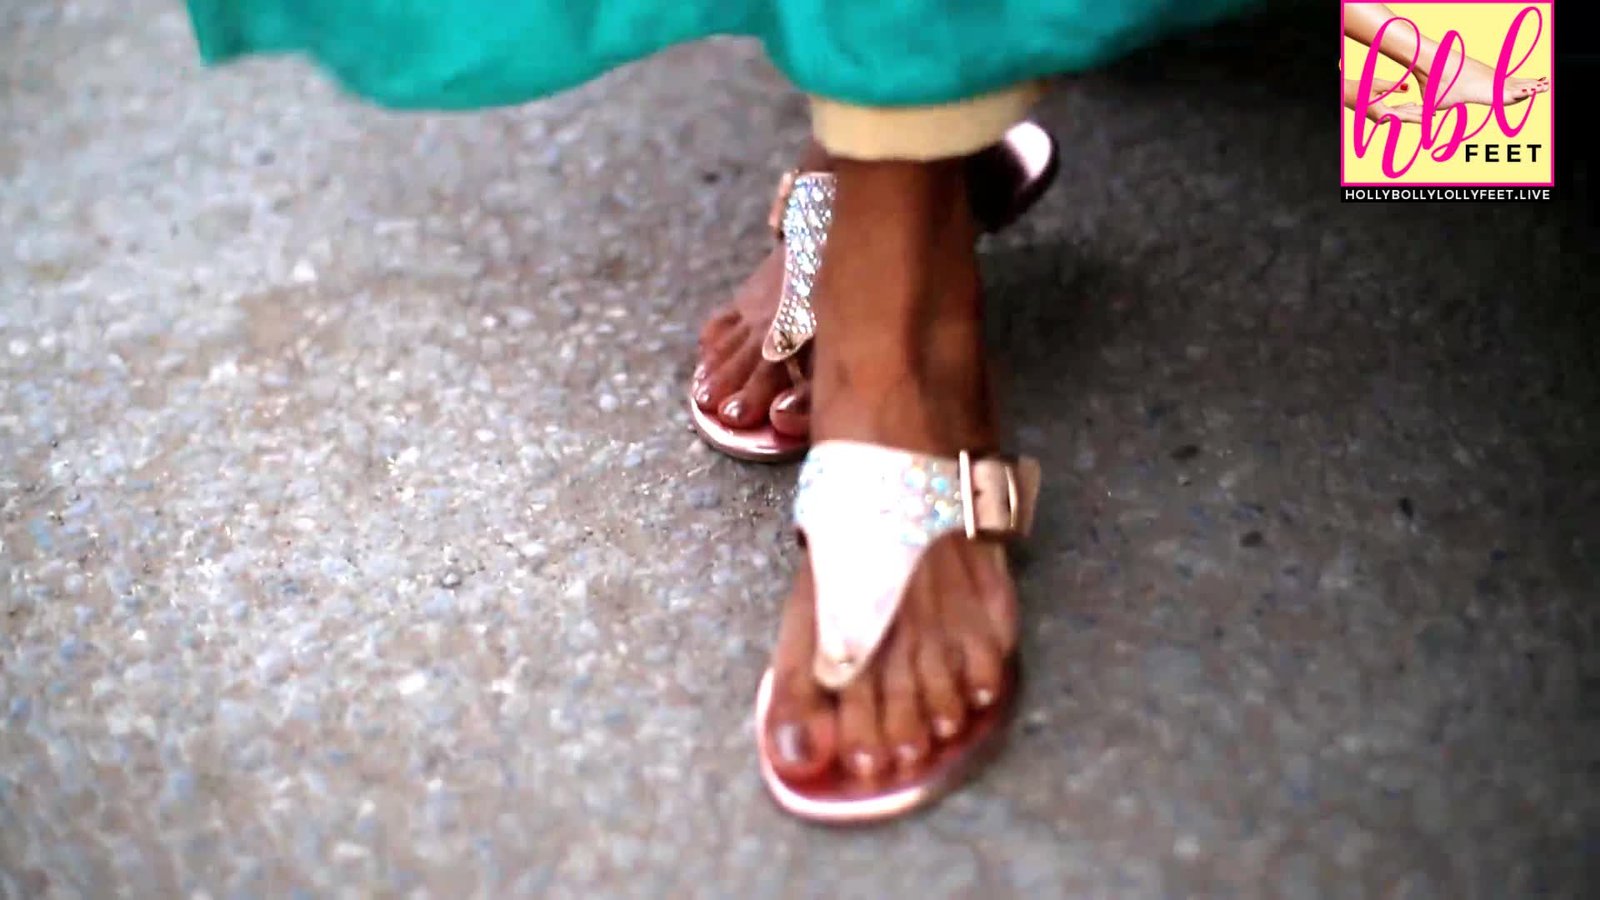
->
left=2, top=2, right=1595, bottom=896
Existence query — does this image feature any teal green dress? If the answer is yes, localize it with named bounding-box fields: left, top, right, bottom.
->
left=187, top=1, right=1257, bottom=111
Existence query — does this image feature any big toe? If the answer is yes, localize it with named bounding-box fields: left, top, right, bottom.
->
left=769, top=382, right=812, bottom=438
left=765, top=568, right=838, bottom=780
left=766, top=675, right=837, bottom=781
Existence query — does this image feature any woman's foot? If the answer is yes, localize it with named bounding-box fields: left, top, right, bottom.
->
left=1346, top=78, right=1424, bottom=124
left=1413, top=47, right=1549, bottom=109
left=693, top=133, right=1053, bottom=445
left=761, top=158, right=1019, bottom=780
left=693, top=142, right=830, bottom=440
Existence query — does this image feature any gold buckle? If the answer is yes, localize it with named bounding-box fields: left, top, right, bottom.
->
left=767, top=170, right=798, bottom=240
left=959, top=450, right=1020, bottom=540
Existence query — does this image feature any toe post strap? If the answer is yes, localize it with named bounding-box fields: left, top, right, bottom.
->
left=796, top=441, right=1040, bottom=691
left=762, top=172, right=835, bottom=364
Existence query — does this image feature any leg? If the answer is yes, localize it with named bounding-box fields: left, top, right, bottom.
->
left=762, top=92, right=1033, bottom=787
left=1343, top=3, right=1549, bottom=107
left=693, top=121, right=1058, bottom=448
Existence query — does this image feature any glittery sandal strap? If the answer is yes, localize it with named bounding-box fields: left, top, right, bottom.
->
left=796, top=440, right=1040, bottom=690
left=761, top=171, right=834, bottom=364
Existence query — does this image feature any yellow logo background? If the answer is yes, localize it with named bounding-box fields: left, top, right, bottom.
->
left=1341, top=2, right=1553, bottom=186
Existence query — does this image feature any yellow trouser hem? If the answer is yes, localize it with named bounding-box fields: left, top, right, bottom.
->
left=809, top=83, right=1042, bottom=161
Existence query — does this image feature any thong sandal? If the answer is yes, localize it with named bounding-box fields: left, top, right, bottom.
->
left=690, top=121, right=1059, bottom=463
left=755, top=440, right=1040, bottom=824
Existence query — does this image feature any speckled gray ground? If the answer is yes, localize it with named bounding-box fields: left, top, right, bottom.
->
left=3, top=2, right=1597, bottom=898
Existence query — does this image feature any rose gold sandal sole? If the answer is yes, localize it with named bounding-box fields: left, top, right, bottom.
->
left=688, top=397, right=807, bottom=463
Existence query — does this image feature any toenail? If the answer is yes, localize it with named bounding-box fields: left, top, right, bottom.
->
left=772, top=393, right=799, bottom=413
left=692, top=362, right=707, bottom=383
left=721, top=399, right=743, bottom=421
left=694, top=385, right=713, bottom=406
left=895, top=744, right=924, bottom=767
left=773, top=723, right=810, bottom=765
left=848, top=750, right=880, bottom=777
left=972, top=688, right=996, bottom=709
left=933, top=717, right=960, bottom=740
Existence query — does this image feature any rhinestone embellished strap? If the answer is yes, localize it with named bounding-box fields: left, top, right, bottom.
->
left=761, top=173, right=835, bottom=363
left=795, top=441, right=1040, bottom=690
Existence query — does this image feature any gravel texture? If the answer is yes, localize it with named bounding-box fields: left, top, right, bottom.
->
left=2, top=2, right=1596, bottom=897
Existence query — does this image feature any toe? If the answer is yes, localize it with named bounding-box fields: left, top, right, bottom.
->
left=835, top=676, right=889, bottom=780
left=767, top=682, right=836, bottom=781
left=877, top=622, right=932, bottom=772
left=935, top=545, right=1007, bottom=712
left=694, top=323, right=750, bottom=408
left=698, top=341, right=760, bottom=412
left=910, top=563, right=967, bottom=741
left=765, top=567, right=837, bottom=780
left=767, top=683, right=834, bottom=781
left=718, top=361, right=789, bottom=429
left=769, top=382, right=812, bottom=438
left=953, top=627, right=1007, bottom=713
left=959, top=543, right=1019, bottom=657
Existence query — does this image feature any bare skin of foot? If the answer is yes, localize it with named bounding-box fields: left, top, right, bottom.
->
left=762, top=158, right=1018, bottom=779
left=692, top=142, right=830, bottom=440
left=1346, top=77, right=1423, bottom=124
left=1344, top=3, right=1549, bottom=108
left=1412, top=48, right=1548, bottom=109
left=693, top=140, right=1035, bottom=442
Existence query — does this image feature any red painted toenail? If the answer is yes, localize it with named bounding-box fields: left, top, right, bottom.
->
left=933, top=717, right=960, bottom=740
left=972, top=688, right=996, bottom=709
left=895, top=744, right=924, bottom=767
left=721, top=399, right=743, bottom=421
left=773, top=723, right=810, bottom=764
left=694, top=385, right=713, bottom=406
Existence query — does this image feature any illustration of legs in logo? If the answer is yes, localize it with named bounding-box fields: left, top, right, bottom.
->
left=1344, top=3, right=1550, bottom=108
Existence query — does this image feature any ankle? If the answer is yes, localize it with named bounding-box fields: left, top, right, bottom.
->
left=830, top=157, right=976, bottom=242
left=809, top=355, right=998, bottom=451
left=797, top=139, right=832, bottom=173
left=813, top=158, right=982, bottom=335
